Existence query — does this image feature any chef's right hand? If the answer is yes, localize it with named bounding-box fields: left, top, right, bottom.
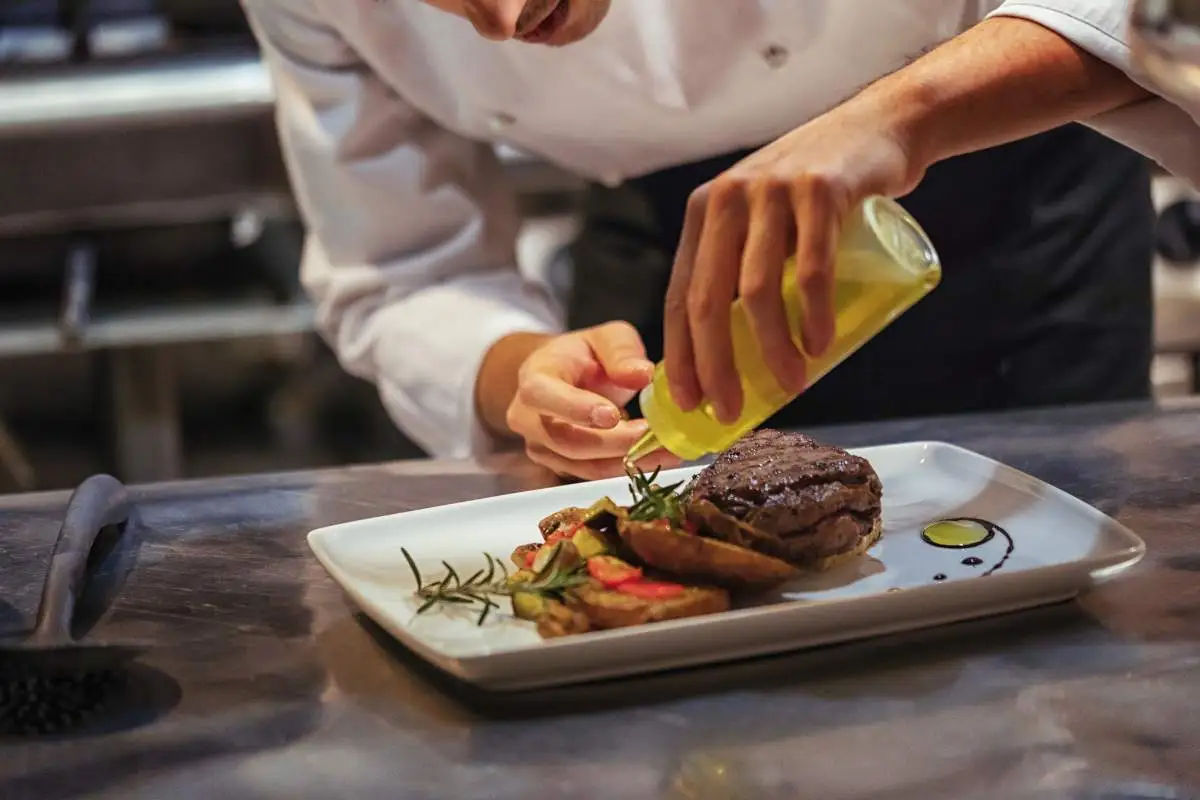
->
left=505, top=322, right=680, bottom=480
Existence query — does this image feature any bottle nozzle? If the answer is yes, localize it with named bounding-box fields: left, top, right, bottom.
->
left=624, top=430, right=663, bottom=472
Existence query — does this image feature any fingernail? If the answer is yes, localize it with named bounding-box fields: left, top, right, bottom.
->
left=806, top=324, right=833, bottom=357
left=591, top=405, right=620, bottom=427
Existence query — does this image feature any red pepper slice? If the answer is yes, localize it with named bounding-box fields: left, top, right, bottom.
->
left=587, top=555, right=643, bottom=587
left=523, top=547, right=539, bottom=569
left=617, top=580, right=686, bottom=599
left=546, top=521, right=582, bottom=546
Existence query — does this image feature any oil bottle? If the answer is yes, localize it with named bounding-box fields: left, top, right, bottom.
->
left=626, top=195, right=941, bottom=465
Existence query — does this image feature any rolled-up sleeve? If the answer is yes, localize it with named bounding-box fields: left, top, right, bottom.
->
left=990, top=0, right=1200, bottom=188
left=241, top=0, right=562, bottom=458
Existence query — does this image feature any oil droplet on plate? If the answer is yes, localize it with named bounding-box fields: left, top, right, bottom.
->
left=921, top=517, right=1015, bottom=578
left=921, top=519, right=994, bottom=548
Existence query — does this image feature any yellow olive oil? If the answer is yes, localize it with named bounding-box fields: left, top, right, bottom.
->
left=627, top=196, right=941, bottom=464
left=920, top=519, right=994, bottom=549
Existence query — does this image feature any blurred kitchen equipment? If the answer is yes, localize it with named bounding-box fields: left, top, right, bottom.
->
left=627, top=196, right=941, bottom=465
left=0, top=0, right=580, bottom=488
left=1131, top=0, right=1200, bottom=98
left=0, top=0, right=302, bottom=485
left=1151, top=173, right=1200, bottom=396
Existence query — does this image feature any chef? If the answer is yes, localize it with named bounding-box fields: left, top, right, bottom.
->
left=242, top=0, right=1200, bottom=479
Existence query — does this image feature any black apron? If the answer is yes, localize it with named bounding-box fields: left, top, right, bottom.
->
left=565, top=124, right=1154, bottom=427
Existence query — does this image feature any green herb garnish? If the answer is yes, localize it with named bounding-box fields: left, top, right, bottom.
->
left=626, top=466, right=687, bottom=523
left=402, top=547, right=589, bottom=625
left=402, top=547, right=510, bottom=625
left=516, top=565, right=590, bottom=597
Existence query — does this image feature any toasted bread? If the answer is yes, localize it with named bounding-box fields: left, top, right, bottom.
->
left=619, top=519, right=797, bottom=589
left=534, top=596, right=592, bottom=639
left=566, top=580, right=730, bottom=630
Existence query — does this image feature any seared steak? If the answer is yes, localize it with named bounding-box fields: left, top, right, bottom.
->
left=687, top=430, right=882, bottom=567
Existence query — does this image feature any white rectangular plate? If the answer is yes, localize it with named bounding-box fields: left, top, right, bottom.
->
left=308, top=441, right=1146, bottom=691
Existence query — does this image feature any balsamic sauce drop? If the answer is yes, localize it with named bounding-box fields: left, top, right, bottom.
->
left=920, top=518, right=1014, bottom=581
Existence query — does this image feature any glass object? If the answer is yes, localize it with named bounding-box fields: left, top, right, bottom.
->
left=626, top=195, right=941, bottom=465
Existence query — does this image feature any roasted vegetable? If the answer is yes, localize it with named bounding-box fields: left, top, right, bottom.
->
left=507, top=568, right=535, bottom=588
left=538, top=507, right=588, bottom=540
left=511, top=543, right=541, bottom=570
left=532, top=539, right=582, bottom=577
left=511, top=590, right=550, bottom=621
left=581, top=496, right=623, bottom=534
left=618, top=518, right=796, bottom=589
left=586, top=555, right=643, bottom=587
left=571, top=526, right=613, bottom=559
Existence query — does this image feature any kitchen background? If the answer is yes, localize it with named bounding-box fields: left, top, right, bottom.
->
left=1, top=0, right=1197, bottom=493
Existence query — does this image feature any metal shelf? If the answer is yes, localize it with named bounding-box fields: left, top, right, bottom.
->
left=0, top=50, right=273, bottom=136
left=0, top=298, right=314, bottom=358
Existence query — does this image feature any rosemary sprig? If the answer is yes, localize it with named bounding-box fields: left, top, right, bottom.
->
left=512, top=565, right=590, bottom=597
left=626, top=465, right=687, bottom=523
left=402, top=548, right=511, bottom=625
left=403, top=547, right=593, bottom=625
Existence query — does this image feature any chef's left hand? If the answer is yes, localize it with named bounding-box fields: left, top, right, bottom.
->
left=662, top=102, right=923, bottom=423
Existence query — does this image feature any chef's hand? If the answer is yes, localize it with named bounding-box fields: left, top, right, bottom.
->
left=662, top=103, right=922, bottom=423
left=499, top=322, right=681, bottom=480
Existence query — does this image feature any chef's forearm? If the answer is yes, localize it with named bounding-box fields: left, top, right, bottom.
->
left=860, top=16, right=1151, bottom=178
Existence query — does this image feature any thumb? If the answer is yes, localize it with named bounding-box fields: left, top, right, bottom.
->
left=587, top=322, right=655, bottom=390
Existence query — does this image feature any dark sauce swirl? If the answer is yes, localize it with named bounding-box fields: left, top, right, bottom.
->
left=920, top=518, right=1014, bottom=578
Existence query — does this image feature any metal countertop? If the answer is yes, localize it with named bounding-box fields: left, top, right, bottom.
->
left=1, top=401, right=1198, bottom=799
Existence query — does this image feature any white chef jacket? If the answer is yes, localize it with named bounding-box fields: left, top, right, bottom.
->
left=240, top=0, right=1200, bottom=459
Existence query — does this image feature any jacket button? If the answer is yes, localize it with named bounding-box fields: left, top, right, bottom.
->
left=761, top=44, right=789, bottom=69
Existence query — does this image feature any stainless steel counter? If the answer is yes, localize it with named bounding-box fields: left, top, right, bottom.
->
left=2, top=401, right=1199, bottom=799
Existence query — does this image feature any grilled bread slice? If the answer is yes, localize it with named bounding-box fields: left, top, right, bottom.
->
left=566, top=579, right=730, bottom=630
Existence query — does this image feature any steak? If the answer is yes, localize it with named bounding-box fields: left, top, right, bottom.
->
left=687, top=430, right=883, bottom=567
